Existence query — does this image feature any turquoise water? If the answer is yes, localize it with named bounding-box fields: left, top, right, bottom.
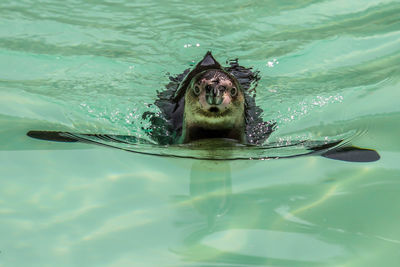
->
left=1, top=0, right=400, bottom=266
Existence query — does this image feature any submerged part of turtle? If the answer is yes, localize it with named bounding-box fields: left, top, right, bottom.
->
left=143, top=51, right=275, bottom=145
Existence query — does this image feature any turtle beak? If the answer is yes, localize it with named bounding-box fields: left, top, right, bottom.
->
left=206, top=85, right=224, bottom=105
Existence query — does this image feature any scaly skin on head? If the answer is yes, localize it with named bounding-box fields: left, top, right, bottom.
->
left=180, top=69, right=246, bottom=144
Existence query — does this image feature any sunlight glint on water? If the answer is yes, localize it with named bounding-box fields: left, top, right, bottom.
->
left=1, top=0, right=400, bottom=266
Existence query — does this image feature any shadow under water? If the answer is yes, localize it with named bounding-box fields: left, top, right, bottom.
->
left=189, top=160, right=232, bottom=230
left=172, top=159, right=346, bottom=266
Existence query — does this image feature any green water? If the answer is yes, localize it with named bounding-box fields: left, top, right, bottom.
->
left=1, top=0, right=400, bottom=266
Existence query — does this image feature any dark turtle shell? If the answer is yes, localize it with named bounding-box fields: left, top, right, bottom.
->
left=142, top=51, right=275, bottom=145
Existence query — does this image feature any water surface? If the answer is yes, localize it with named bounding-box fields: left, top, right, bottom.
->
left=1, top=0, right=400, bottom=266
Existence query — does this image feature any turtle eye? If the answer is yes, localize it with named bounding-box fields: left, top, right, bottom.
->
left=230, top=87, right=237, bottom=97
left=193, top=85, right=201, bottom=96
